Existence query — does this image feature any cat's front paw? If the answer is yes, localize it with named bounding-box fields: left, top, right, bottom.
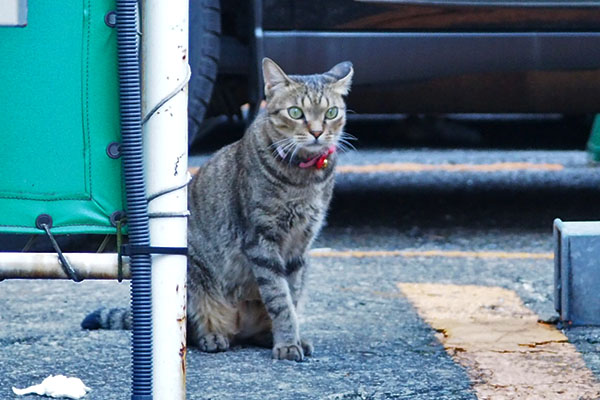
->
left=198, top=333, right=230, bottom=353
left=272, top=342, right=304, bottom=362
left=300, top=338, right=313, bottom=357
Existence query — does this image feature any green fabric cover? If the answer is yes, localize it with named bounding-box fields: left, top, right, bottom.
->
left=0, top=0, right=124, bottom=234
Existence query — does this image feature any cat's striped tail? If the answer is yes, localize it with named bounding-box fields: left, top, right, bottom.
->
left=81, top=307, right=131, bottom=330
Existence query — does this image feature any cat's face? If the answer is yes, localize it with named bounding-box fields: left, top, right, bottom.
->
left=262, top=58, right=353, bottom=154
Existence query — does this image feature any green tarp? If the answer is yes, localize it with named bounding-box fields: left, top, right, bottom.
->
left=0, top=0, right=124, bottom=234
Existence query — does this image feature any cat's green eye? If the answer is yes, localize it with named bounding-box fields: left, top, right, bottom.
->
left=325, top=107, right=339, bottom=119
left=287, top=106, right=304, bottom=120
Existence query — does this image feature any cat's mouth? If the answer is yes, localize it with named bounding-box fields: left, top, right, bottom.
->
left=274, top=140, right=336, bottom=169
left=302, top=137, right=334, bottom=152
left=303, top=142, right=326, bottom=151
left=297, top=145, right=336, bottom=169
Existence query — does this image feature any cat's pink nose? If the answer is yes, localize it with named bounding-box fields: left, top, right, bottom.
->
left=309, top=129, right=323, bottom=138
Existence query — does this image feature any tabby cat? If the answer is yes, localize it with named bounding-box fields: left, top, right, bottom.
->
left=82, top=58, right=353, bottom=362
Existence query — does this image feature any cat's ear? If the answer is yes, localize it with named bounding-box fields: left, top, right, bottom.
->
left=326, top=61, right=354, bottom=96
left=262, top=58, right=294, bottom=97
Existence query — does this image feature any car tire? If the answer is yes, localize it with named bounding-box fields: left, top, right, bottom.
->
left=188, top=0, right=220, bottom=147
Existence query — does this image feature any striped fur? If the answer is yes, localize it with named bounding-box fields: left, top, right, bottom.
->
left=81, top=307, right=131, bottom=330
left=187, top=58, right=352, bottom=361
left=82, top=58, right=353, bottom=362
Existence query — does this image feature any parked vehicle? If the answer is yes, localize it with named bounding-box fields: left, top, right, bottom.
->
left=188, top=0, right=600, bottom=144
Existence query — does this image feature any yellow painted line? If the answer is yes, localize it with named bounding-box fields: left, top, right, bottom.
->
left=337, top=162, right=564, bottom=174
left=309, top=249, right=553, bottom=260
left=397, top=283, right=600, bottom=399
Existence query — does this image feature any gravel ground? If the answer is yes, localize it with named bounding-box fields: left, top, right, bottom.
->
left=2, top=149, right=600, bottom=399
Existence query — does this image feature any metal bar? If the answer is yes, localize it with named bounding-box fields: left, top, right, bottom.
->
left=358, top=0, right=600, bottom=7
left=553, top=220, right=600, bottom=326
left=0, top=253, right=131, bottom=280
left=249, top=0, right=264, bottom=113
left=116, top=0, right=153, bottom=397
left=263, top=31, right=600, bottom=85
left=39, top=223, right=83, bottom=282
left=141, top=0, right=189, bottom=398
left=553, top=219, right=562, bottom=316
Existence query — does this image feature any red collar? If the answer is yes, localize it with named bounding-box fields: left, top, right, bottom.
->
left=276, top=145, right=336, bottom=170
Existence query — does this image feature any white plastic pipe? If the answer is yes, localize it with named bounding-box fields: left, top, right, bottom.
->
left=0, top=253, right=130, bottom=280
left=141, top=0, right=189, bottom=399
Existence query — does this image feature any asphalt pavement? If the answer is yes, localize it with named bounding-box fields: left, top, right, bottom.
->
left=2, top=119, right=600, bottom=399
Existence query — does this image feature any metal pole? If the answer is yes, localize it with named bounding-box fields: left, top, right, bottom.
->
left=0, top=253, right=130, bottom=280
left=115, top=1, right=154, bottom=396
left=141, top=0, right=189, bottom=398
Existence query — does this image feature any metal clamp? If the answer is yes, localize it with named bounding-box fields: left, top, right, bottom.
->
left=121, top=244, right=188, bottom=256
left=116, top=218, right=124, bottom=282
left=36, top=214, right=83, bottom=282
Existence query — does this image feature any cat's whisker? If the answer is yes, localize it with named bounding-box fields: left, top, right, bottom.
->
left=270, top=140, right=288, bottom=154
left=280, top=142, right=293, bottom=159
left=336, top=140, right=348, bottom=149
left=288, top=143, right=301, bottom=166
left=338, top=136, right=356, bottom=147
left=271, top=145, right=283, bottom=157
left=336, top=138, right=357, bottom=153
left=340, top=131, right=358, bottom=141
left=270, top=138, right=296, bottom=159
left=338, top=144, right=354, bottom=154
left=336, top=144, right=351, bottom=154
left=283, top=139, right=297, bottom=150
left=269, top=137, right=294, bottom=149
left=340, top=144, right=356, bottom=154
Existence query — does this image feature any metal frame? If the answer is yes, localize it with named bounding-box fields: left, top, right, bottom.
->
left=262, top=31, right=600, bottom=84
left=554, top=219, right=600, bottom=326
left=141, top=0, right=189, bottom=397
left=358, top=0, right=600, bottom=7
left=0, top=253, right=130, bottom=280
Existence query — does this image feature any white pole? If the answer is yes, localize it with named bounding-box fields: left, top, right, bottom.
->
left=141, top=0, right=188, bottom=399
left=0, top=253, right=130, bottom=280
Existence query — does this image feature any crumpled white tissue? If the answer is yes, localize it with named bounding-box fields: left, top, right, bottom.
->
left=12, top=375, right=91, bottom=399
